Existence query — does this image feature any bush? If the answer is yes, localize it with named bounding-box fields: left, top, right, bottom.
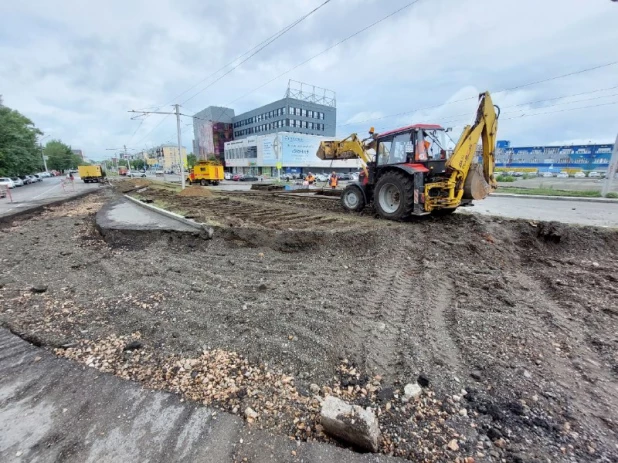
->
left=606, top=192, right=618, bottom=199
left=496, top=175, right=516, bottom=182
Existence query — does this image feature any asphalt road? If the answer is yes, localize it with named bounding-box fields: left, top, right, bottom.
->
left=498, top=176, right=617, bottom=192
left=460, top=195, right=618, bottom=227
left=0, top=177, right=100, bottom=218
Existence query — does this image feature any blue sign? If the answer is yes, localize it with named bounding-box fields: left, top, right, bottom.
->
left=497, top=140, right=510, bottom=149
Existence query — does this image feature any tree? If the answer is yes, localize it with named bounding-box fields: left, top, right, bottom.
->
left=187, top=153, right=197, bottom=168
left=131, top=159, right=146, bottom=170
left=0, top=105, right=43, bottom=176
left=45, top=140, right=81, bottom=171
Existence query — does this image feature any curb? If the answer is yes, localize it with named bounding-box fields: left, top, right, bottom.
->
left=0, top=189, right=99, bottom=223
left=492, top=193, right=618, bottom=203
left=123, top=194, right=212, bottom=234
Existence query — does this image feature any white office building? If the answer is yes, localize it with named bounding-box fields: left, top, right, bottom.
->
left=224, top=132, right=362, bottom=177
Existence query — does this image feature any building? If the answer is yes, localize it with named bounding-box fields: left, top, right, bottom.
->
left=224, top=131, right=361, bottom=177
left=145, top=144, right=188, bottom=171
left=491, top=141, right=615, bottom=172
left=72, top=149, right=84, bottom=160
left=193, top=81, right=336, bottom=165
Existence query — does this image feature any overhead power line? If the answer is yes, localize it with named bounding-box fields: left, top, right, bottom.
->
left=339, top=61, right=618, bottom=128
left=180, top=0, right=333, bottom=106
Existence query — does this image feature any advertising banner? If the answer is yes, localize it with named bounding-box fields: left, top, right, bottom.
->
left=262, top=136, right=277, bottom=166
left=281, top=134, right=321, bottom=166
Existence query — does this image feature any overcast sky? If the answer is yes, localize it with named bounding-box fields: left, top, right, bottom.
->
left=1, top=0, right=617, bottom=160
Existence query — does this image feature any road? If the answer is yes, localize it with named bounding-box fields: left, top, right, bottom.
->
left=460, top=195, right=618, bottom=227
left=498, top=176, right=617, bottom=192
left=0, top=177, right=100, bottom=218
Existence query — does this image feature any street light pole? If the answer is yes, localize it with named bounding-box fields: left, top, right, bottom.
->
left=39, top=135, right=50, bottom=172
left=175, top=104, right=186, bottom=189
left=128, top=106, right=186, bottom=190
left=602, top=132, right=618, bottom=197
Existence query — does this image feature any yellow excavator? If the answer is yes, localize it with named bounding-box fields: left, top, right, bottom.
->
left=317, top=92, right=499, bottom=219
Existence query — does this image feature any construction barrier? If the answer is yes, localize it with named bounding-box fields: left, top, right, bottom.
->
left=0, top=185, right=12, bottom=202
left=61, top=178, right=75, bottom=193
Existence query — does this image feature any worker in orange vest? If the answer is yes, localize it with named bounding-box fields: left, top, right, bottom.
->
left=306, top=172, right=315, bottom=185
left=329, top=171, right=338, bottom=189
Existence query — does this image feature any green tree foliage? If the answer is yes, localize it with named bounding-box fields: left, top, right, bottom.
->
left=0, top=105, right=43, bottom=176
left=187, top=153, right=197, bottom=168
left=131, top=159, right=146, bottom=170
left=45, top=140, right=82, bottom=171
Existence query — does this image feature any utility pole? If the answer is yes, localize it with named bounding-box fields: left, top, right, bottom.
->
left=128, top=106, right=186, bottom=189
left=175, top=104, right=186, bottom=189
left=39, top=135, right=50, bottom=172
left=602, top=132, right=618, bottom=197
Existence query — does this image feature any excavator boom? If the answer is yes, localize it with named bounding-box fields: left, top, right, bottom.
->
left=316, top=134, right=374, bottom=176
left=424, top=92, right=499, bottom=211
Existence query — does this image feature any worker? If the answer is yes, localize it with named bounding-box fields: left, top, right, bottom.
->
left=329, top=171, right=338, bottom=189
left=307, top=172, right=315, bottom=185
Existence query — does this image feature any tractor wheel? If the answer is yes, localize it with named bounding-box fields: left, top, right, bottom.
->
left=374, top=171, right=415, bottom=220
left=200, top=179, right=207, bottom=186
left=341, top=185, right=365, bottom=212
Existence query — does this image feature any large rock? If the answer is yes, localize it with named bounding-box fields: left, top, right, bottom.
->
left=320, top=396, right=381, bottom=452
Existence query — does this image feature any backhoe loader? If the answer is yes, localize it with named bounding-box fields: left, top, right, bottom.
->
left=316, top=92, right=499, bottom=220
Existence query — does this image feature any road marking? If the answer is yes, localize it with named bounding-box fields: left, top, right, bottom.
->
left=31, top=181, right=62, bottom=200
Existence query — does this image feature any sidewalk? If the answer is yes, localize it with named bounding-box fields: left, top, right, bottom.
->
left=0, top=329, right=393, bottom=462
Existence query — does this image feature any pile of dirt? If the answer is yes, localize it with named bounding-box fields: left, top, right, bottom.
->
left=177, top=186, right=213, bottom=197
left=1, top=191, right=617, bottom=462
left=113, top=178, right=152, bottom=193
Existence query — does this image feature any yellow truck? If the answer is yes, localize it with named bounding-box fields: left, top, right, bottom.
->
left=78, top=165, right=104, bottom=183
left=186, top=160, right=224, bottom=186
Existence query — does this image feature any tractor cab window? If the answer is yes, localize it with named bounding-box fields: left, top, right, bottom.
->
left=378, top=133, right=413, bottom=165
left=377, top=140, right=392, bottom=166
left=420, top=129, right=448, bottom=160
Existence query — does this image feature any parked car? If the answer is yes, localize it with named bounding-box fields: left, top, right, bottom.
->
left=349, top=172, right=360, bottom=181
left=337, top=173, right=351, bottom=181
left=507, top=171, right=515, bottom=176
left=37, top=172, right=51, bottom=178
left=232, top=174, right=244, bottom=181
left=573, top=171, right=586, bottom=178
left=240, top=174, right=259, bottom=182
left=27, top=175, right=40, bottom=183
left=128, top=172, right=147, bottom=178
left=315, top=174, right=329, bottom=182
left=542, top=172, right=554, bottom=178
left=588, top=171, right=601, bottom=178
left=33, top=174, right=43, bottom=181
left=556, top=172, right=569, bottom=178
left=513, top=171, right=524, bottom=177
left=19, top=175, right=32, bottom=184
left=0, top=177, right=16, bottom=189
left=224, top=172, right=232, bottom=180
left=10, top=177, right=24, bottom=187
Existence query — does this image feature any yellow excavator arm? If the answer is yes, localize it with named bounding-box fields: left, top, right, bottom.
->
left=316, top=133, right=375, bottom=177
left=424, top=92, right=499, bottom=211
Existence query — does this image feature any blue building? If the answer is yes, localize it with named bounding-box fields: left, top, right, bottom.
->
left=486, top=142, right=614, bottom=172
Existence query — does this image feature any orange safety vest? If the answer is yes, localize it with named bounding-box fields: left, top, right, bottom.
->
left=329, top=175, right=338, bottom=187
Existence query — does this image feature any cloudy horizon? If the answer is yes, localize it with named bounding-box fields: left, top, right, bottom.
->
left=1, top=0, right=617, bottom=161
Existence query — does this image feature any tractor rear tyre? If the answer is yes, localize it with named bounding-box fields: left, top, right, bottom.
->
left=341, top=184, right=365, bottom=212
left=374, top=171, right=415, bottom=220
left=200, top=179, right=207, bottom=186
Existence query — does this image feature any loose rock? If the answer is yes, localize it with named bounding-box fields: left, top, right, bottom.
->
left=403, top=383, right=422, bottom=401
left=320, top=396, right=381, bottom=452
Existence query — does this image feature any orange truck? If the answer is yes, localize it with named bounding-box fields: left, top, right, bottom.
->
left=186, top=161, right=224, bottom=186
left=118, top=166, right=128, bottom=176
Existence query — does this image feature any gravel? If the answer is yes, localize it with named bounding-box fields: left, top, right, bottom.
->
left=0, top=187, right=617, bottom=462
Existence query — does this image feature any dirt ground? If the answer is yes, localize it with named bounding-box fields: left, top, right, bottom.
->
left=0, top=184, right=617, bottom=462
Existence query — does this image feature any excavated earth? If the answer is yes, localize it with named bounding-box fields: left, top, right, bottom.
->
left=0, top=183, right=617, bottom=462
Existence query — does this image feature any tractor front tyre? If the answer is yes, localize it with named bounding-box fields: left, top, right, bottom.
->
left=374, top=171, right=415, bottom=220
left=200, top=179, right=207, bottom=186
left=340, top=185, right=365, bottom=213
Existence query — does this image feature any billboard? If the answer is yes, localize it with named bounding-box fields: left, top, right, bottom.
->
left=196, top=120, right=233, bottom=160
left=262, top=135, right=277, bottom=166
left=496, top=140, right=510, bottom=149
left=280, top=134, right=322, bottom=166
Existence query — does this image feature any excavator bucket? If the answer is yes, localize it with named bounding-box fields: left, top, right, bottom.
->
left=316, top=141, right=338, bottom=160
left=463, top=164, right=494, bottom=200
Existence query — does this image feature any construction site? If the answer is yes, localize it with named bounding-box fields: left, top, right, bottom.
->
left=1, top=178, right=617, bottom=462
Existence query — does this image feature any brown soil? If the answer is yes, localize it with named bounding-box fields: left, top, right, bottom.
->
left=177, top=186, right=213, bottom=197
left=1, top=188, right=617, bottom=462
